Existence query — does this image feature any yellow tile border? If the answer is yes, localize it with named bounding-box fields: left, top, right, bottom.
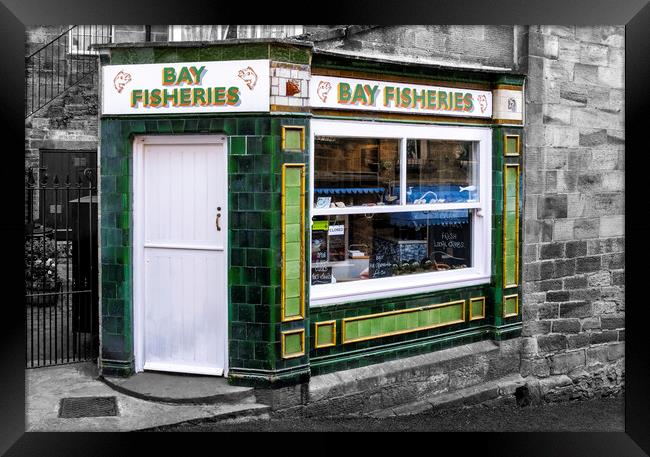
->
left=281, top=328, right=306, bottom=359
left=314, top=320, right=337, bottom=348
left=342, top=300, right=466, bottom=344
left=281, top=163, right=306, bottom=322
left=504, top=134, right=521, bottom=156
left=503, top=293, right=520, bottom=318
left=281, top=125, right=306, bottom=151
left=503, top=163, right=520, bottom=289
left=469, top=296, right=486, bottom=321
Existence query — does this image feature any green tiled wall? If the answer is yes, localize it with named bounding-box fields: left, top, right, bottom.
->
left=99, top=114, right=310, bottom=384
left=503, top=164, right=519, bottom=287
left=110, top=42, right=311, bottom=66
left=282, top=165, right=304, bottom=321
left=307, top=125, right=524, bottom=376
left=343, top=301, right=464, bottom=344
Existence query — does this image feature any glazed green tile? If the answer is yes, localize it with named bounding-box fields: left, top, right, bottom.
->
left=176, top=47, right=199, bottom=62
left=357, top=319, right=371, bottom=338
left=370, top=318, right=381, bottom=336
left=505, top=296, right=518, bottom=315
left=221, top=44, right=248, bottom=60
left=285, top=186, right=301, bottom=205
left=246, top=44, right=270, bottom=59
left=471, top=299, right=484, bottom=318
left=285, top=297, right=300, bottom=317
left=430, top=308, right=440, bottom=325
left=230, top=136, right=246, bottom=155
left=285, top=278, right=300, bottom=299
left=382, top=315, right=395, bottom=334
left=270, top=45, right=292, bottom=63
left=316, top=324, right=334, bottom=346
left=284, top=129, right=302, bottom=150
left=285, top=206, right=301, bottom=225
left=285, top=260, right=300, bottom=280
left=153, top=47, right=178, bottom=63
left=285, top=167, right=301, bottom=187
left=284, top=332, right=302, bottom=355
left=407, top=312, right=419, bottom=329
left=290, top=48, right=311, bottom=64
left=198, top=46, right=222, bottom=61
left=285, top=223, right=300, bottom=241
left=505, top=137, right=519, bottom=155
left=285, top=242, right=300, bottom=262
left=394, top=314, right=407, bottom=332
left=345, top=321, right=358, bottom=341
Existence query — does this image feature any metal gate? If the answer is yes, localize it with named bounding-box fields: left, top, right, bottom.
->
left=25, top=166, right=98, bottom=367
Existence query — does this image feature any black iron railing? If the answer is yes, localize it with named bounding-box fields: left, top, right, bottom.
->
left=25, top=25, right=112, bottom=119
left=25, top=167, right=99, bottom=367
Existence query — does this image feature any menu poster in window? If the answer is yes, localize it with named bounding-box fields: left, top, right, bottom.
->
left=312, top=230, right=328, bottom=263
left=311, top=266, right=332, bottom=285
left=328, top=232, right=346, bottom=262
left=369, top=237, right=395, bottom=279
left=428, top=223, right=472, bottom=269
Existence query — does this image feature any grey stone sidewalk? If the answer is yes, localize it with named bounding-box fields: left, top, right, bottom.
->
left=25, top=362, right=269, bottom=431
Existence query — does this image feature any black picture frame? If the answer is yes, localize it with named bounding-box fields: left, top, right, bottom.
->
left=1, top=0, right=648, bottom=454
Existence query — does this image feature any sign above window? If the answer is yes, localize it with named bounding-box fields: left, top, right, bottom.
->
left=309, top=75, right=493, bottom=118
left=101, top=60, right=270, bottom=115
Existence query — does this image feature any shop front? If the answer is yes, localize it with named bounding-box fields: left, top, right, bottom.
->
left=97, top=40, right=524, bottom=387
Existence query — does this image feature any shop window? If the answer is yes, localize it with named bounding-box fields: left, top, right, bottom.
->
left=310, top=120, right=492, bottom=306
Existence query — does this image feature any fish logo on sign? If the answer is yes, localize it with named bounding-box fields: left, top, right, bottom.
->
left=477, top=94, right=488, bottom=114
left=317, top=81, right=332, bottom=102
left=238, top=66, right=258, bottom=90
left=113, top=70, right=132, bottom=93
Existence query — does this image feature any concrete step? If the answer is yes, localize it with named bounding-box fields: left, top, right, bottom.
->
left=27, top=362, right=270, bottom=432
left=100, top=371, right=256, bottom=405
left=369, top=373, right=527, bottom=418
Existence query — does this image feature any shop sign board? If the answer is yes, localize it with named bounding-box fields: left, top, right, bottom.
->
left=309, top=75, right=493, bottom=118
left=101, top=59, right=270, bottom=115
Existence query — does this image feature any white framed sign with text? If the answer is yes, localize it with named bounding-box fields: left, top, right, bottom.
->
left=101, top=59, right=270, bottom=115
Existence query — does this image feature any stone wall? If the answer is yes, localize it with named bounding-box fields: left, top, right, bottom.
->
left=25, top=26, right=100, bottom=220
left=308, top=25, right=522, bottom=71
left=521, top=25, right=625, bottom=401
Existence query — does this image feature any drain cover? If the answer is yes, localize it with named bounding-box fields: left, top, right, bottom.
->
left=58, top=396, right=118, bottom=418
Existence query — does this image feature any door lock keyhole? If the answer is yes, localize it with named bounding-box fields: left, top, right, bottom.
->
left=216, top=207, right=222, bottom=231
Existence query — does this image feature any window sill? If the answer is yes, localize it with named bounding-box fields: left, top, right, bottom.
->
left=309, top=268, right=491, bottom=307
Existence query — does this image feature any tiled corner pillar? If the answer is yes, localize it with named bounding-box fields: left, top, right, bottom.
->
left=490, top=78, right=524, bottom=339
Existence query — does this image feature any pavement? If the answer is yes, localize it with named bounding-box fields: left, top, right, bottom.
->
left=25, top=362, right=270, bottom=432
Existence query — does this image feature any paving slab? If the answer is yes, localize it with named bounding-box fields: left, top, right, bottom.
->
left=101, top=371, right=254, bottom=404
left=26, top=363, right=269, bottom=432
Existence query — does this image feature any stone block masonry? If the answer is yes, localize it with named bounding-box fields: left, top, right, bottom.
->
left=522, top=25, right=624, bottom=400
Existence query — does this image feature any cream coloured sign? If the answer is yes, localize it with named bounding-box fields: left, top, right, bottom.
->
left=101, top=60, right=270, bottom=115
left=309, top=75, right=493, bottom=118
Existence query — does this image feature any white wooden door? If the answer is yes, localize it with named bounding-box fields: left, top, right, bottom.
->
left=134, top=135, right=227, bottom=376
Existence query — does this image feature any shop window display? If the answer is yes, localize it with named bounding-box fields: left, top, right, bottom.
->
left=311, top=136, right=479, bottom=286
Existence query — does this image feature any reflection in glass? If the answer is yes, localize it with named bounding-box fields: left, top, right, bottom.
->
left=404, top=139, right=478, bottom=204
left=310, top=212, right=472, bottom=285
left=313, top=137, right=400, bottom=209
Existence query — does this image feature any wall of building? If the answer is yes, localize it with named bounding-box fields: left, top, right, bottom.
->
left=308, top=25, right=522, bottom=72
left=522, top=25, right=625, bottom=400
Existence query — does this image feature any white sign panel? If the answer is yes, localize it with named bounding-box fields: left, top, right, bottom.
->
left=310, top=75, right=492, bottom=118
left=101, top=60, right=270, bottom=115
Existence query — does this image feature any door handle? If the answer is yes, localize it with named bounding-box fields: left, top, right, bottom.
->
left=216, top=207, right=222, bottom=231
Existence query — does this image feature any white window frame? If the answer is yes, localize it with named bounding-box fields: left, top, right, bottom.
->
left=67, top=25, right=114, bottom=55
left=169, top=25, right=228, bottom=42
left=309, top=119, right=492, bottom=307
left=169, top=25, right=304, bottom=42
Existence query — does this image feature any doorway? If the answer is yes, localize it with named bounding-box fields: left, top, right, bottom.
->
left=133, top=135, right=228, bottom=376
